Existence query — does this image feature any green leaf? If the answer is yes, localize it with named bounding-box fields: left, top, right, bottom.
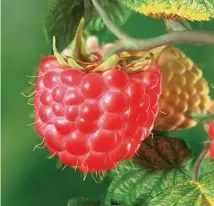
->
left=45, top=0, right=131, bottom=52
left=190, top=112, right=214, bottom=124
left=120, top=0, right=214, bottom=21
left=133, top=136, right=192, bottom=169
left=86, top=0, right=131, bottom=35
left=68, top=197, right=100, bottom=206
left=148, top=172, right=214, bottom=205
left=105, top=165, right=189, bottom=206
left=45, top=0, right=85, bottom=51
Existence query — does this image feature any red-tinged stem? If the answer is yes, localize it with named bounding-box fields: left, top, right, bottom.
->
left=193, top=143, right=210, bottom=182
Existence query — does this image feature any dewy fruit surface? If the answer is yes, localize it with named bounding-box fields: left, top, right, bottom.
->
left=34, top=56, right=162, bottom=173
left=155, top=47, right=211, bottom=131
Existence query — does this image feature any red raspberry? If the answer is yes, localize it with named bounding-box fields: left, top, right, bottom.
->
left=209, top=141, right=214, bottom=159
left=34, top=56, right=162, bottom=173
left=208, top=120, right=214, bottom=140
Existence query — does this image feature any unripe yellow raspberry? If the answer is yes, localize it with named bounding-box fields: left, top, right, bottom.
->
left=155, top=47, right=211, bottom=131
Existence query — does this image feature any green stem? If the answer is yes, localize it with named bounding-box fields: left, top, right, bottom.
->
left=103, top=31, right=214, bottom=60
left=193, top=143, right=210, bottom=182
left=91, top=0, right=136, bottom=41
left=91, top=0, right=214, bottom=61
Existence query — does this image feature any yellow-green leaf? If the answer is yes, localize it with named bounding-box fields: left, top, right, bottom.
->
left=120, top=0, right=214, bottom=21
left=148, top=172, right=214, bottom=205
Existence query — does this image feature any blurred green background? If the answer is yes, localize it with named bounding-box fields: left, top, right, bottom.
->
left=2, top=0, right=214, bottom=206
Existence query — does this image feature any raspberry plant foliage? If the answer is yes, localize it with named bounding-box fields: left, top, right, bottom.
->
left=25, top=0, right=214, bottom=205
left=120, top=0, right=214, bottom=21
left=105, top=165, right=214, bottom=206
left=45, top=0, right=131, bottom=51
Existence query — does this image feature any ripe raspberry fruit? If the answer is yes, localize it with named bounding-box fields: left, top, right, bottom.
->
left=208, top=121, right=214, bottom=140
left=209, top=141, right=214, bottom=159
left=34, top=56, right=162, bottom=173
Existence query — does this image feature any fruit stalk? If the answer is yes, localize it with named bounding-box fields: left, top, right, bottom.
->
left=193, top=143, right=210, bottom=182
left=104, top=31, right=214, bottom=60
left=91, top=0, right=214, bottom=61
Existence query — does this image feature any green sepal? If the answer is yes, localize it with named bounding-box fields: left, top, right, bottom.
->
left=53, top=36, right=69, bottom=66
left=52, top=36, right=85, bottom=70
left=69, top=17, right=95, bottom=63
left=67, top=57, right=86, bottom=71
left=93, top=54, right=120, bottom=72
